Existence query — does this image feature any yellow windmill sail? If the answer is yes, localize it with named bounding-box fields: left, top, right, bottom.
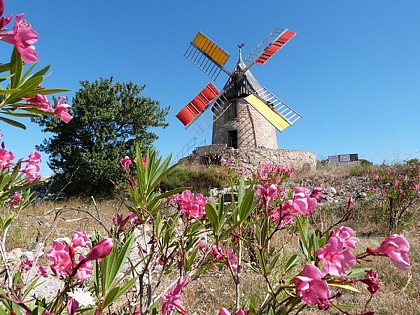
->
left=245, top=94, right=291, bottom=131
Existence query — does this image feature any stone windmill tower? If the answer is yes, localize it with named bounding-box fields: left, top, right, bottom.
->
left=175, top=29, right=315, bottom=170
left=212, top=55, right=278, bottom=150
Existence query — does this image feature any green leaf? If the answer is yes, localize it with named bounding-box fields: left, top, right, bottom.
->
left=329, top=283, right=361, bottom=292
left=346, top=267, right=371, bottom=278
left=0, top=88, right=21, bottom=95
left=36, top=88, right=70, bottom=95
left=185, top=246, right=199, bottom=272
left=238, top=186, right=256, bottom=224
left=0, top=116, right=26, bottom=129
left=334, top=304, right=360, bottom=311
left=10, top=48, right=23, bottom=89
left=0, top=63, right=11, bottom=73
left=284, top=253, right=300, bottom=273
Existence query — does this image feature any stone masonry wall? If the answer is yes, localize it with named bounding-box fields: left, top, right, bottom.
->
left=212, top=99, right=278, bottom=150
left=185, top=145, right=317, bottom=171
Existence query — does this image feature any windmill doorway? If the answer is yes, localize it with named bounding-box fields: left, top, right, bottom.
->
left=228, top=130, right=238, bottom=149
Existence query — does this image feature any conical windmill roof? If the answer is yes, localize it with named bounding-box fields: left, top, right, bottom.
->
left=223, top=57, right=264, bottom=100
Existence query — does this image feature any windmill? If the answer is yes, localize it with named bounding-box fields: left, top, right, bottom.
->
left=176, top=28, right=301, bottom=157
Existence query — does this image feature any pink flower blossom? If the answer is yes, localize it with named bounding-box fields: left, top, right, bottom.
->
left=316, top=236, right=356, bottom=277
left=47, top=241, right=72, bottom=278
left=120, top=156, right=132, bottom=170
left=310, top=187, right=325, bottom=201
left=218, top=308, right=248, bottom=315
left=270, top=208, right=296, bottom=228
left=331, top=226, right=359, bottom=249
left=128, top=212, right=139, bottom=225
left=67, top=298, right=79, bottom=315
left=361, top=269, right=380, bottom=294
left=294, top=264, right=331, bottom=310
left=10, top=192, right=23, bottom=206
left=75, top=255, right=93, bottom=280
left=0, top=0, right=12, bottom=30
left=162, top=277, right=189, bottom=315
left=22, top=161, right=40, bottom=182
left=257, top=184, right=278, bottom=209
left=1, top=14, right=38, bottom=63
left=27, top=151, right=41, bottom=164
left=0, top=146, right=14, bottom=169
left=282, top=187, right=317, bottom=216
left=210, top=245, right=238, bottom=272
left=142, top=156, right=147, bottom=169
left=22, top=94, right=53, bottom=112
left=20, top=258, right=33, bottom=271
left=174, top=190, right=208, bottom=219
left=37, top=266, right=48, bottom=278
left=72, top=231, right=91, bottom=248
left=54, top=97, right=73, bottom=123
left=86, top=238, right=113, bottom=261
left=113, top=213, right=123, bottom=226
left=367, top=234, right=410, bottom=270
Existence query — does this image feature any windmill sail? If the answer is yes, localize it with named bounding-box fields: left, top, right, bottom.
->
left=184, top=32, right=230, bottom=80
left=244, top=29, right=296, bottom=67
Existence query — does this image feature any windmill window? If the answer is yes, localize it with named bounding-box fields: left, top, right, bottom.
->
left=228, top=130, right=238, bottom=149
left=227, top=101, right=237, bottom=119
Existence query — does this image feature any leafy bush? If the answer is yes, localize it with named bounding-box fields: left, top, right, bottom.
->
left=160, top=164, right=227, bottom=195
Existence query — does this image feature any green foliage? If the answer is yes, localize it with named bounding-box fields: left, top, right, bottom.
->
left=0, top=49, right=69, bottom=129
left=34, top=77, right=169, bottom=197
left=160, top=164, right=227, bottom=195
left=369, top=162, right=420, bottom=232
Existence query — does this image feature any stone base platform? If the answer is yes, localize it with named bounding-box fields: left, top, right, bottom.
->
left=181, top=144, right=316, bottom=171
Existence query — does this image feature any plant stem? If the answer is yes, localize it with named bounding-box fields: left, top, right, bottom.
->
left=235, top=237, right=242, bottom=313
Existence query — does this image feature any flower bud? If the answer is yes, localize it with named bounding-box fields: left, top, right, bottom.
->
left=86, top=238, right=113, bottom=261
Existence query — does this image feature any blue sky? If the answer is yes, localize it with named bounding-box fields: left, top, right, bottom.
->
left=2, top=0, right=420, bottom=176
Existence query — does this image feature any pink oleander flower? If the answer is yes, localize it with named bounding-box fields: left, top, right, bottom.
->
left=54, top=96, right=73, bottom=123
left=372, top=173, right=380, bottom=181
left=270, top=208, right=296, bottom=228
left=331, top=226, right=359, bottom=249
left=22, top=161, right=40, bottom=182
left=257, top=184, right=278, bottom=209
left=174, top=190, right=208, bottom=220
left=75, top=255, right=93, bottom=280
left=210, top=245, right=238, bottom=272
left=218, top=308, right=248, bottom=315
left=86, top=238, right=113, bottom=261
left=127, top=212, right=139, bottom=225
left=22, top=94, right=53, bottom=112
left=142, top=156, right=147, bottom=169
left=28, top=151, right=42, bottom=164
left=294, top=264, right=331, bottom=310
left=47, top=241, right=73, bottom=278
left=361, top=269, right=380, bottom=294
left=67, top=298, right=79, bottom=315
left=310, top=187, right=325, bottom=201
left=1, top=13, right=39, bottom=63
left=20, top=258, right=33, bottom=271
left=316, top=236, right=356, bottom=277
left=162, top=277, right=189, bottom=315
left=113, top=213, right=123, bottom=226
left=282, top=187, right=317, bottom=216
left=0, top=0, right=12, bottom=30
left=72, top=231, right=91, bottom=248
left=37, top=266, right=48, bottom=278
left=0, top=145, right=14, bottom=169
left=367, top=234, right=410, bottom=270
left=10, top=192, right=23, bottom=206
left=120, top=156, right=132, bottom=170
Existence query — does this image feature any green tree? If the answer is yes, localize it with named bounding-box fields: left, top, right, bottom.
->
left=35, top=77, right=169, bottom=197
